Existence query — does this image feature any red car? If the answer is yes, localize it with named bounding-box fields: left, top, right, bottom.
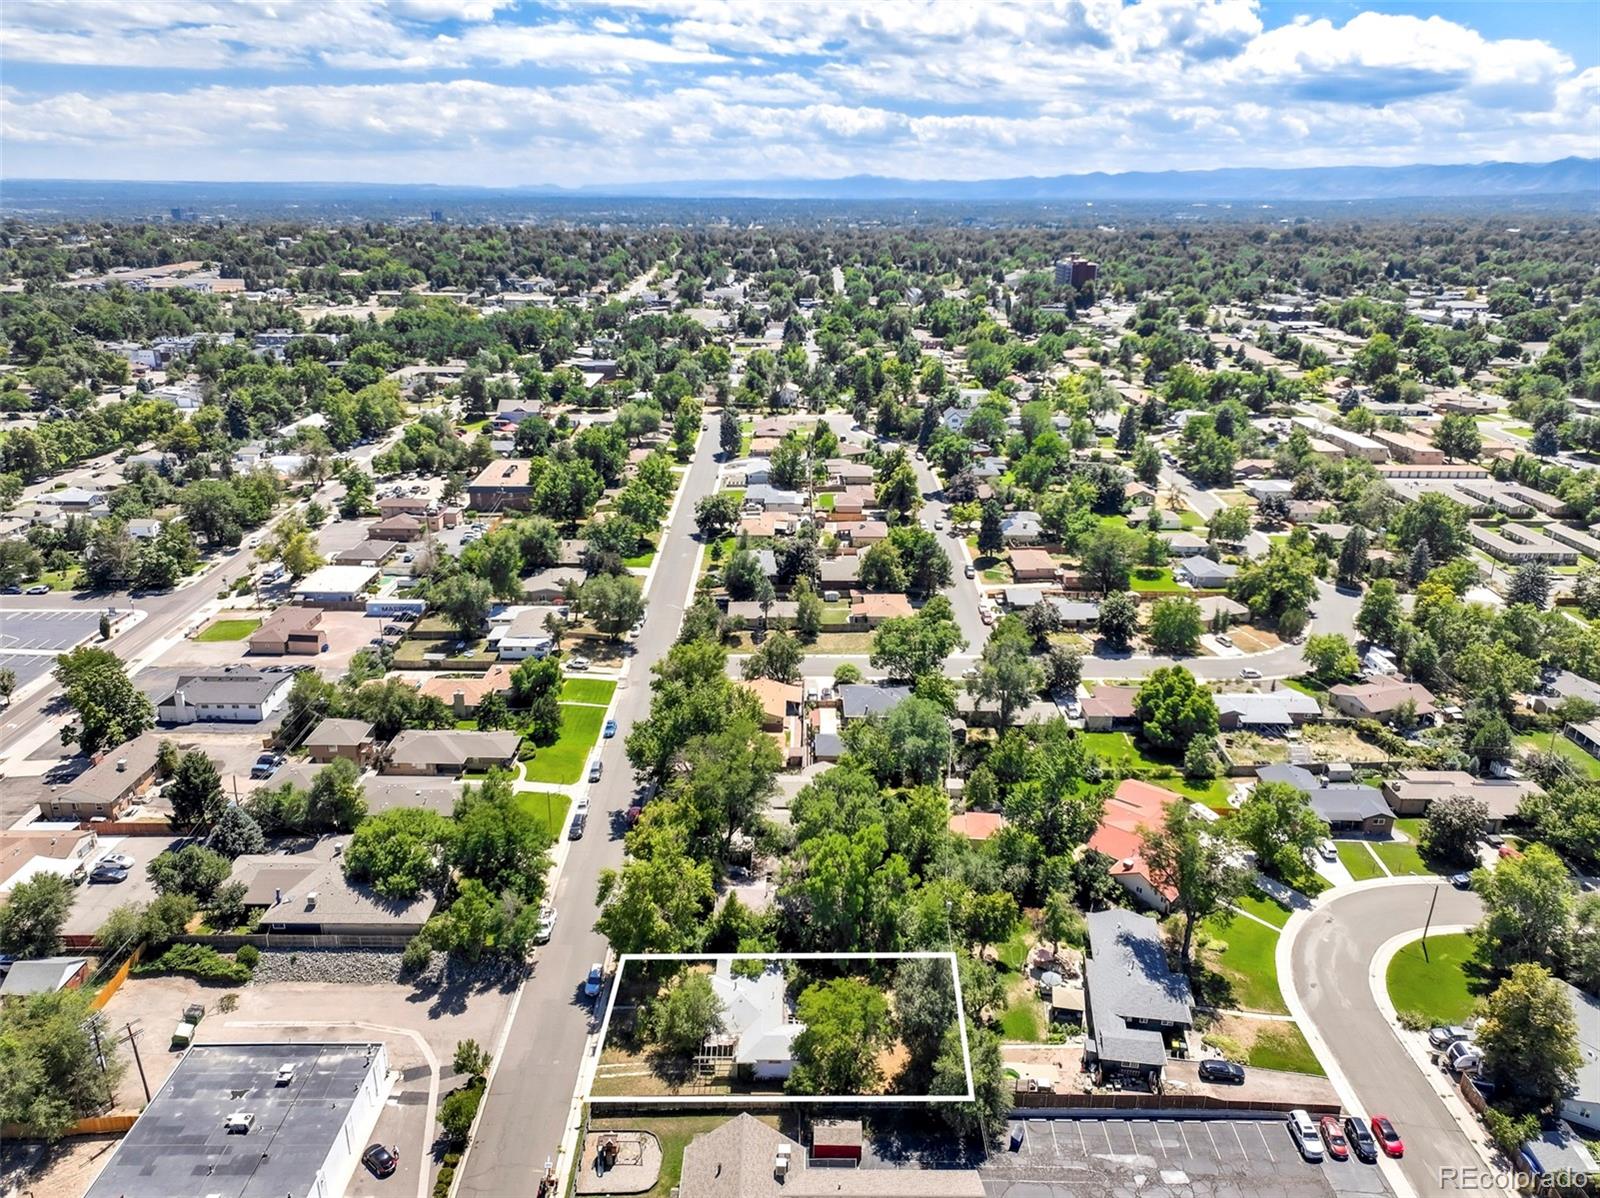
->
left=1318, top=1116, right=1350, bottom=1161
left=1369, top=1115, right=1404, bottom=1158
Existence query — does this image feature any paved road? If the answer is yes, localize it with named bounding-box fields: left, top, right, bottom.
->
left=457, top=416, right=720, bottom=1197
left=908, top=452, right=990, bottom=655
left=1287, top=882, right=1498, bottom=1198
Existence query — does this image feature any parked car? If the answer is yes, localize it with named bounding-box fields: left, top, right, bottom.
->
left=1450, top=872, right=1472, bottom=889
left=1369, top=1115, right=1404, bottom=1158
left=25, top=584, right=50, bottom=595
left=1287, top=1109, right=1324, bottom=1162
left=1343, top=1115, right=1378, bottom=1163
left=933, top=518, right=945, bottom=530
left=1318, top=1116, right=1350, bottom=1162
left=1428, top=1025, right=1470, bottom=1050
left=100, top=851, right=136, bottom=871
left=1239, top=666, right=1262, bottom=679
left=0, top=585, right=21, bottom=594
left=1443, top=1040, right=1483, bottom=1074
left=1216, top=634, right=1233, bottom=647
left=89, top=862, right=129, bottom=884
left=568, top=813, right=586, bottom=840
left=1197, top=1059, right=1245, bottom=1084
left=603, top=719, right=618, bottom=739
left=569, top=656, right=591, bottom=671
left=588, top=759, right=603, bottom=783
left=250, top=752, right=285, bottom=780
left=964, top=564, right=976, bottom=579
left=584, top=963, right=605, bottom=999
left=1316, top=840, right=1337, bottom=862
left=535, top=905, right=557, bottom=944
left=362, top=1144, right=399, bottom=1178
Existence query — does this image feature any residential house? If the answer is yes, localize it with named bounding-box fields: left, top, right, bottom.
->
left=371, top=513, right=427, bottom=542
left=232, top=853, right=434, bottom=936
left=1560, top=981, right=1600, bottom=1134
left=835, top=520, right=887, bottom=549
left=1469, top=523, right=1577, bottom=566
left=0, top=827, right=98, bottom=888
left=1083, top=908, right=1194, bottom=1082
left=838, top=683, right=912, bottom=720
left=744, top=678, right=802, bottom=731
left=303, top=718, right=378, bottom=767
left=248, top=606, right=327, bottom=656
left=127, top=517, right=163, bottom=540
left=1380, top=769, right=1541, bottom=830
left=1175, top=557, right=1237, bottom=588
left=744, top=484, right=805, bottom=513
left=1214, top=690, right=1320, bottom=732
left=829, top=485, right=877, bottom=518
left=1567, top=720, right=1600, bottom=761
left=849, top=593, right=914, bottom=626
left=0, top=957, right=89, bottom=996
left=522, top=566, right=587, bottom=603
left=1328, top=676, right=1437, bottom=723
left=38, top=486, right=107, bottom=514
left=1010, top=548, right=1058, bottom=582
left=949, top=812, right=1007, bottom=841
left=819, top=557, right=860, bottom=592
left=725, top=458, right=771, bottom=486
left=826, top=459, right=875, bottom=488
left=1001, top=512, right=1043, bottom=545
left=1080, top=685, right=1139, bottom=732
left=1088, top=779, right=1182, bottom=912
left=1003, top=586, right=1044, bottom=609
left=1530, top=670, right=1600, bottom=715
left=1158, top=531, right=1209, bottom=558
left=467, top=459, right=535, bottom=511
left=157, top=670, right=293, bottom=725
left=377, top=495, right=430, bottom=518
left=332, top=539, right=401, bottom=568
left=412, top=665, right=516, bottom=718
left=1195, top=594, right=1249, bottom=623
left=1046, top=598, right=1101, bottom=628
left=705, top=963, right=803, bottom=1081
left=382, top=730, right=521, bottom=776
left=727, top=600, right=800, bottom=628
left=1255, top=764, right=1392, bottom=836
left=491, top=607, right=558, bottom=660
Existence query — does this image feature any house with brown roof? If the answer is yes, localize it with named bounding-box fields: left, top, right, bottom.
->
left=0, top=827, right=98, bottom=888
left=382, top=730, right=521, bottom=776
left=377, top=494, right=430, bottom=518
left=835, top=519, right=888, bottom=549
left=829, top=485, right=877, bottom=517
left=468, top=458, right=535, bottom=511
left=1080, top=685, right=1139, bottom=731
left=1329, top=676, right=1437, bottom=722
left=1380, top=769, right=1541, bottom=829
left=1010, top=548, right=1058, bottom=583
left=371, top=513, right=426, bottom=542
left=248, top=606, right=327, bottom=656
left=411, top=666, right=516, bottom=716
left=303, top=718, right=379, bottom=767
left=849, top=593, right=914, bottom=626
left=743, top=678, right=803, bottom=731
left=45, top=732, right=171, bottom=821
left=232, top=852, right=434, bottom=936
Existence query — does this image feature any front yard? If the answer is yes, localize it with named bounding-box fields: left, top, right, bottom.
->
left=1336, top=841, right=1387, bottom=881
left=1195, top=901, right=1289, bottom=1015
left=513, top=791, right=571, bottom=841
left=561, top=677, right=618, bottom=706
left=1370, top=817, right=1434, bottom=876
left=522, top=703, right=607, bottom=784
left=1385, top=931, right=1484, bottom=1026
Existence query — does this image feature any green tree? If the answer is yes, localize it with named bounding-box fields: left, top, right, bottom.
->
left=1143, top=798, right=1246, bottom=973
left=794, top=579, right=823, bottom=641
left=1507, top=561, right=1552, bottom=609
left=0, top=990, right=124, bottom=1141
left=1096, top=590, right=1139, bottom=650
left=742, top=630, right=803, bottom=683
left=434, top=572, right=493, bottom=637
left=1302, top=633, right=1360, bottom=683
left=720, top=407, right=741, bottom=456
left=1476, top=963, right=1582, bottom=1113
left=53, top=646, right=153, bottom=756
left=869, top=601, right=966, bottom=680
left=0, top=873, right=74, bottom=958
left=167, top=749, right=225, bottom=828
left=932, top=1025, right=1011, bottom=1140
left=454, top=774, right=554, bottom=901
left=1474, top=842, right=1574, bottom=971
left=787, top=978, right=893, bottom=1095
left=1230, top=540, right=1318, bottom=626
left=694, top=491, right=740, bottom=540
left=1433, top=413, right=1483, bottom=462
left=1234, top=782, right=1328, bottom=879
left=306, top=756, right=367, bottom=831
left=1080, top=525, right=1141, bottom=595
left=579, top=573, right=645, bottom=639
left=1208, top=504, right=1252, bottom=547
left=146, top=845, right=231, bottom=903
left=1134, top=666, right=1218, bottom=753
left=1147, top=596, right=1203, bottom=655
left=1356, top=578, right=1403, bottom=645
left=969, top=618, right=1043, bottom=728
left=1335, top=525, right=1370, bottom=588
left=1392, top=492, right=1468, bottom=562
left=595, top=839, right=715, bottom=955
left=1420, top=795, right=1487, bottom=867
left=344, top=807, right=455, bottom=899
left=883, top=697, right=954, bottom=785
left=643, top=969, right=726, bottom=1056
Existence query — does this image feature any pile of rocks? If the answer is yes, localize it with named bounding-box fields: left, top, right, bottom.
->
left=253, top=948, right=528, bottom=989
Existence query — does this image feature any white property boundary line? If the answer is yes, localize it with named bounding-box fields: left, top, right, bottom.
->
left=587, top=951, right=975, bottom=1105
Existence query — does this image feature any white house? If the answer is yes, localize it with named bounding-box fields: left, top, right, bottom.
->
left=157, top=670, right=293, bottom=725
left=705, top=962, right=803, bottom=1081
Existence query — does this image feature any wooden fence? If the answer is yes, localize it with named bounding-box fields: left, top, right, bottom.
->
left=1010, top=1089, right=1342, bottom=1117
left=74, top=819, right=175, bottom=836
left=88, top=945, right=143, bottom=1010
left=3, top=1112, right=139, bottom=1141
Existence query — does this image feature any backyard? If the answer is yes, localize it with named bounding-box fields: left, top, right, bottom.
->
left=1515, top=731, right=1600, bottom=780
left=587, top=1114, right=782, bottom=1198
left=523, top=703, right=607, bottom=785
left=1385, top=931, right=1485, bottom=1026
left=1078, top=731, right=1234, bottom=809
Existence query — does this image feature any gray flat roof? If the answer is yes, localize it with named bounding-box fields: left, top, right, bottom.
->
left=84, top=1042, right=384, bottom=1198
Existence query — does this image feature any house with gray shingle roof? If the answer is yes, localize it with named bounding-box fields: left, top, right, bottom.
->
left=1083, top=909, right=1193, bottom=1079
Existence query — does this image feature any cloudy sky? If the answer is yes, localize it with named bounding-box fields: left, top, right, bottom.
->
left=1, top=0, right=1595, bottom=185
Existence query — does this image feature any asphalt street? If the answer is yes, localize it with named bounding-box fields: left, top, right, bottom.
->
left=455, top=415, right=721, bottom=1196
left=1287, top=883, right=1496, bottom=1198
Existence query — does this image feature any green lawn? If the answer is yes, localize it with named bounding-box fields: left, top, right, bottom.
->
left=1516, top=732, right=1600, bottom=780
left=1177, top=510, right=1205, bottom=529
left=513, top=791, right=571, bottom=842
left=590, top=1114, right=780, bottom=1198
left=1199, top=909, right=1287, bottom=1014
left=1249, top=1024, right=1326, bottom=1076
left=1129, top=566, right=1184, bottom=593
left=1234, top=891, right=1292, bottom=929
left=815, top=492, right=836, bottom=509
left=623, top=538, right=657, bottom=569
left=1371, top=818, right=1434, bottom=876
left=522, top=703, right=607, bottom=784
left=1386, top=932, right=1481, bottom=1025
left=561, top=677, right=618, bottom=706
left=998, top=997, right=1043, bottom=1042
left=1078, top=731, right=1234, bottom=809
left=1337, top=841, right=1386, bottom=881
left=38, top=568, right=80, bottom=591
left=196, top=617, right=262, bottom=642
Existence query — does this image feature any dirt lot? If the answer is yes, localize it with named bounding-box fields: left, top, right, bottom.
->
left=1227, top=625, right=1283, bottom=653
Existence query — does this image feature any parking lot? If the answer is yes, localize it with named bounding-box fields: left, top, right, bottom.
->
left=0, top=607, right=106, bottom=686
left=62, top=834, right=183, bottom=936
left=979, top=1118, right=1391, bottom=1198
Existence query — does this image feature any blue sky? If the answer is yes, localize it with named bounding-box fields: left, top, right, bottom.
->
left=1, top=1, right=1595, bottom=185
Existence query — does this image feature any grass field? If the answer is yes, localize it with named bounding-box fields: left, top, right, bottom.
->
left=1386, top=932, right=1481, bottom=1025
left=38, top=568, right=80, bottom=591
left=523, top=703, right=607, bottom=784
left=1199, top=909, right=1287, bottom=1014
left=1233, top=891, right=1292, bottom=928
left=623, top=539, right=657, bottom=569
left=1516, top=732, right=1600, bottom=780
left=1129, top=566, right=1184, bottom=593
left=196, top=618, right=262, bottom=642
left=1249, top=1024, right=1326, bottom=1076
left=561, top=677, right=618, bottom=706
left=1371, top=817, right=1433, bottom=876
left=513, top=791, right=571, bottom=842
left=1337, top=841, right=1387, bottom=880
left=1078, top=731, right=1234, bottom=808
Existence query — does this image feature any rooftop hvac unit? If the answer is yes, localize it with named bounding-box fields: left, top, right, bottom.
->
left=305, top=891, right=319, bottom=909
left=275, top=1064, right=295, bottom=1086
left=116, top=758, right=128, bottom=772
left=774, top=1145, right=792, bottom=1177
left=223, top=1112, right=255, bottom=1134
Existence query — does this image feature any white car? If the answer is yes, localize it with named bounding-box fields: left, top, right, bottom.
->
left=573, top=797, right=591, bottom=820
left=933, top=518, right=945, bottom=530
left=1316, top=840, right=1337, bottom=862
left=1287, top=1109, right=1324, bottom=1162
left=99, top=851, right=136, bottom=871
left=534, top=905, right=557, bottom=944
left=1239, top=667, right=1262, bottom=679
left=568, top=656, right=591, bottom=671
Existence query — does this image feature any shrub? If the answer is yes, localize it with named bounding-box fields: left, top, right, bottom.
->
left=401, top=934, right=433, bottom=973
left=1395, top=1007, right=1432, bottom=1031
left=235, top=944, right=260, bottom=969
left=133, top=943, right=252, bottom=984
left=438, top=1081, right=484, bottom=1146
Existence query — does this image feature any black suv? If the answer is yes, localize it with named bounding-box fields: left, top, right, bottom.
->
left=1343, top=1115, right=1378, bottom=1163
left=1198, top=1059, right=1245, bottom=1084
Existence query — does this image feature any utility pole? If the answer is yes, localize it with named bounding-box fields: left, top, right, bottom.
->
left=1420, top=884, right=1440, bottom=962
left=124, top=1022, right=151, bottom=1104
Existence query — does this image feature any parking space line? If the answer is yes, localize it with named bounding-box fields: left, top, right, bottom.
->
left=1205, top=1122, right=1221, bottom=1158
left=1050, top=1122, right=1058, bottom=1152
left=1231, top=1123, right=1248, bottom=1158
left=1125, top=1122, right=1138, bottom=1154
left=1154, top=1121, right=1168, bottom=1158
left=1103, top=1123, right=1113, bottom=1154
left=1174, top=1121, right=1191, bottom=1157
left=1254, top=1121, right=1275, bottom=1163
left=1077, top=1122, right=1087, bottom=1154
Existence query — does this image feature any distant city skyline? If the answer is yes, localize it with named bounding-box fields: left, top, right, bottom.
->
left=1, top=0, right=1596, bottom=186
